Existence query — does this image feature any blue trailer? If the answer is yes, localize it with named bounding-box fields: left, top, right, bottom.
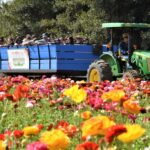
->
left=0, top=44, right=105, bottom=77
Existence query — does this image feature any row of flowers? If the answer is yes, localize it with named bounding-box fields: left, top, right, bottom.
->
left=0, top=116, right=146, bottom=149
left=0, top=75, right=149, bottom=149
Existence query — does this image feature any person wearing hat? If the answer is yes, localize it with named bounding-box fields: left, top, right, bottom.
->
left=116, top=33, right=130, bottom=71
left=35, top=33, right=50, bottom=45
left=118, top=33, right=129, bottom=55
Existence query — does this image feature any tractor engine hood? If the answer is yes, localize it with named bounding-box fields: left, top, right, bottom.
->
left=131, top=50, right=150, bottom=75
left=132, top=51, right=150, bottom=58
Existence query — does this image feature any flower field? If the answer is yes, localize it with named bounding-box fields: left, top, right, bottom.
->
left=0, top=75, right=149, bottom=150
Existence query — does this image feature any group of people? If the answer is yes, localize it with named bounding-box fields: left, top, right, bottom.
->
left=0, top=33, right=90, bottom=47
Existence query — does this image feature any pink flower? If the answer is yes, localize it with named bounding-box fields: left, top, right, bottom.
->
left=87, top=92, right=103, bottom=109
left=128, top=114, right=137, bottom=123
left=103, top=102, right=118, bottom=112
left=26, top=141, right=48, bottom=150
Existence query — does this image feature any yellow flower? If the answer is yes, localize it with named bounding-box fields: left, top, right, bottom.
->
left=81, top=111, right=92, bottom=119
left=123, top=100, right=141, bottom=114
left=0, top=140, right=6, bottom=150
left=101, top=89, right=125, bottom=102
left=63, top=85, right=87, bottom=103
left=117, top=124, right=145, bottom=143
left=81, top=116, right=115, bottom=138
left=23, top=126, right=40, bottom=136
left=40, top=129, right=70, bottom=150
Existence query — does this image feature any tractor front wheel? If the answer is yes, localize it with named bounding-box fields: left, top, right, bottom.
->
left=87, top=60, right=113, bottom=82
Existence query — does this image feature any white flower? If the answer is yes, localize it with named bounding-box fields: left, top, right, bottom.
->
left=85, top=136, right=91, bottom=141
left=50, top=76, right=57, bottom=83
left=1, top=113, right=7, bottom=118
left=73, top=111, right=79, bottom=117
left=144, top=147, right=150, bottom=150
left=26, top=101, right=34, bottom=108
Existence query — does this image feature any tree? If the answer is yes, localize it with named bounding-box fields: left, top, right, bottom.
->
left=96, top=0, right=150, bottom=23
left=0, top=0, right=55, bottom=37
left=51, top=0, right=106, bottom=42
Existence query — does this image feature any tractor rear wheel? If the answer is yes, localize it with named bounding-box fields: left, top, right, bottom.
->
left=122, top=70, right=139, bottom=81
left=87, top=60, right=113, bottom=82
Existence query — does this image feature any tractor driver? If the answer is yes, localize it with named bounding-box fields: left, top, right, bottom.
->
left=118, top=33, right=129, bottom=56
left=117, top=33, right=129, bottom=71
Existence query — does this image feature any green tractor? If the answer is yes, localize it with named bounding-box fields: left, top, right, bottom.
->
left=87, top=23, right=150, bottom=82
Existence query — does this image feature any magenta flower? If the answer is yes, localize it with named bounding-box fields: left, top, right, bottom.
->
left=26, top=141, right=48, bottom=150
left=128, top=114, right=137, bottom=123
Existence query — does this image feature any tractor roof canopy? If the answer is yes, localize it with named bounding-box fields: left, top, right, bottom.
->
left=102, top=23, right=150, bottom=28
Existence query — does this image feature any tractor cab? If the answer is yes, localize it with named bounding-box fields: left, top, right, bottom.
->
left=87, top=23, right=150, bottom=82
left=102, top=23, right=150, bottom=61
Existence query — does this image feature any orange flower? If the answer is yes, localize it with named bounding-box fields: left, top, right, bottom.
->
left=0, top=140, right=6, bottom=150
left=81, top=111, right=92, bottom=120
left=123, top=100, right=142, bottom=114
left=117, top=124, right=145, bottom=143
left=101, top=89, right=125, bottom=102
left=75, top=141, right=99, bottom=150
left=23, top=125, right=40, bottom=136
left=81, top=116, right=115, bottom=139
left=40, top=129, right=70, bottom=150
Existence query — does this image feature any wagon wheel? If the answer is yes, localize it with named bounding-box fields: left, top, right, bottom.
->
left=87, top=59, right=113, bottom=82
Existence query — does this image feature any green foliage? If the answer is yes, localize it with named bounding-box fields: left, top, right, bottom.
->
left=0, top=0, right=150, bottom=42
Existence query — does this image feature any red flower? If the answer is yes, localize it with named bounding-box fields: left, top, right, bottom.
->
left=143, top=89, right=150, bottom=95
left=5, top=93, right=13, bottom=100
left=105, top=125, right=127, bottom=143
left=75, top=141, right=99, bottom=150
left=47, top=123, right=53, bottom=131
left=37, top=124, right=44, bottom=130
left=13, top=85, right=30, bottom=102
left=5, top=130, right=12, bottom=136
left=0, top=92, right=5, bottom=101
left=0, top=134, right=5, bottom=140
left=55, top=120, right=78, bottom=137
left=20, top=85, right=30, bottom=93
left=13, top=86, right=22, bottom=102
left=13, top=130, right=24, bottom=138
left=0, top=86, right=7, bottom=92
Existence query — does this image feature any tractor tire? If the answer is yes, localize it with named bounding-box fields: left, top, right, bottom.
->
left=87, top=59, right=113, bottom=82
left=122, top=70, right=139, bottom=81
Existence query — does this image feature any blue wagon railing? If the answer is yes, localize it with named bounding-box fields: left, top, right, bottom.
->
left=0, top=44, right=101, bottom=75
